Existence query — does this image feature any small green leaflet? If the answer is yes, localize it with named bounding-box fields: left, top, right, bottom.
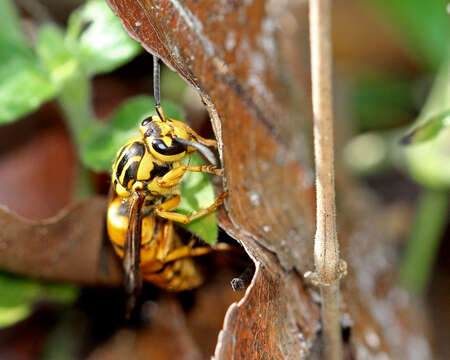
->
left=0, top=273, right=78, bottom=328
left=67, top=0, right=142, bottom=76
left=401, top=110, right=450, bottom=145
left=403, top=60, right=450, bottom=188
left=0, top=7, right=65, bottom=125
left=177, top=153, right=220, bottom=245
left=0, top=37, right=56, bottom=124
left=0, top=0, right=143, bottom=125
left=37, top=26, right=78, bottom=90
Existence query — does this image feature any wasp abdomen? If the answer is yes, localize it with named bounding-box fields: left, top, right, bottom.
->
left=142, top=258, right=203, bottom=291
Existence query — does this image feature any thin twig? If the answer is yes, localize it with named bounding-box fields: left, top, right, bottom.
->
left=305, top=0, right=346, bottom=359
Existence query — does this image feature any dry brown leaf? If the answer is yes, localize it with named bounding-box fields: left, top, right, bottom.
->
left=0, top=197, right=121, bottom=286
left=0, top=128, right=75, bottom=220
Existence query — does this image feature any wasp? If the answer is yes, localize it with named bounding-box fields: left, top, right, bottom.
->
left=106, top=56, right=227, bottom=315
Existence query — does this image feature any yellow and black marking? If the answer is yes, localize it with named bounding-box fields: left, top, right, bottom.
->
left=115, top=140, right=146, bottom=188
left=111, top=136, right=176, bottom=197
left=107, top=57, right=227, bottom=317
left=111, top=116, right=223, bottom=199
left=108, top=112, right=227, bottom=317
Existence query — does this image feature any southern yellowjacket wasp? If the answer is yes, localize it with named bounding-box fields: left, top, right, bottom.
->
left=107, top=56, right=227, bottom=316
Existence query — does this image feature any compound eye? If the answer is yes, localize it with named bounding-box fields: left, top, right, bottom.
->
left=152, top=138, right=186, bottom=156
left=141, top=117, right=153, bottom=127
left=144, top=121, right=161, bottom=138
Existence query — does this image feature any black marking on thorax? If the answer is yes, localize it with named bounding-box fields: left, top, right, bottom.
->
left=116, top=142, right=145, bottom=183
left=123, top=161, right=140, bottom=187
left=149, top=163, right=171, bottom=179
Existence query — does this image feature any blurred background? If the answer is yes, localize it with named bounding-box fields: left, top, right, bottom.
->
left=0, top=0, right=448, bottom=359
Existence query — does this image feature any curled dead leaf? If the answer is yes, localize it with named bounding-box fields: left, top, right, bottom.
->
left=0, top=197, right=122, bottom=286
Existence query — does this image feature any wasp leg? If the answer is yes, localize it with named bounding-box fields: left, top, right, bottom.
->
left=156, top=219, right=176, bottom=260
left=154, top=192, right=228, bottom=225
left=154, top=221, right=212, bottom=263
left=163, top=244, right=212, bottom=263
left=157, top=194, right=181, bottom=211
left=170, top=119, right=218, bottom=147
left=123, top=192, right=145, bottom=319
left=157, top=164, right=223, bottom=188
left=184, top=165, right=223, bottom=175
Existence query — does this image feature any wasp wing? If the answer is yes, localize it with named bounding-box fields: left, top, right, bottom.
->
left=123, top=192, right=145, bottom=318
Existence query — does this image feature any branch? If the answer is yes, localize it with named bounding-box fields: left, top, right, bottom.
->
left=305, top=0, right=346, bottom=359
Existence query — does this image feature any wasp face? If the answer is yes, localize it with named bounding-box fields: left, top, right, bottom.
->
left=139, top=116, right=161, bottom=138
left=139, top=116, right=188, bottom=162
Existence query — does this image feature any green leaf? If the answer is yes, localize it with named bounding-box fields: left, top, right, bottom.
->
left=81, top=96, right=183, bottom=171
left=401, top=61, right=450, bottom=145
left=81, top=124, right=124, bottom=172
left=0, top=37, right=56, bottom=124
left=36, top=26, right=78, bottom=89
left=401, top=110, right=450, bottom=145
left=403, top=130, right=450, bottom=188
left=0, top=3, right=59, bottom=124
left=0, top=273, right=78, bottom=328
left=67, top=0, right=142, bottom=75
left=365, top=0, right=450, bottom=70
left=177, top=153, right=219, bottom=245
left=0, top=0, right=27, bottom=45
left=111, top=96, right=162, bottom=130
left=80, top=96, right=154, bottom=172
left=0, top=305, right=31, bottom=328
left=403, top=60, right=450, bottom=188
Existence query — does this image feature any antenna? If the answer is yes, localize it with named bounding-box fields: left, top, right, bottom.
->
left=153, top=55, right=166, bottom=121
left=153, top=55, right=161, bottom=108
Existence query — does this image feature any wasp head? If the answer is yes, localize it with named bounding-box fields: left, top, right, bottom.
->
left=139, top=115, right=218, bottom=166
left=139, top=116, right=188, bottom=162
